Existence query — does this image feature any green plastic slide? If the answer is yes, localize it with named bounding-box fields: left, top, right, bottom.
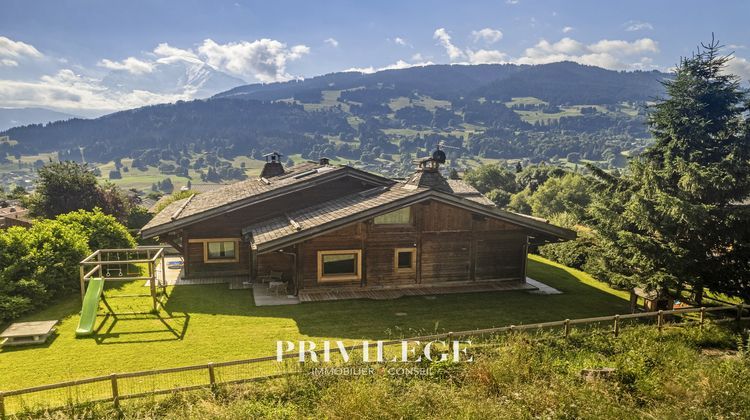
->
left=76, top=278, right=105, bottom=336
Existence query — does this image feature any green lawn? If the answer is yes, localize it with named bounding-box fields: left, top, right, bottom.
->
left=0, top=255, right=630, bottom=391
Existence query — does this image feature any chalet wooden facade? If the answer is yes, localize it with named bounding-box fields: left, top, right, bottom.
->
left=141, top=153, right=575, bottom=297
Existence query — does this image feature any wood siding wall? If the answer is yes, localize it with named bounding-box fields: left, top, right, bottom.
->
left=296, top=201, right=528, bottom=290
left=181, top=194, right=529, bottom=284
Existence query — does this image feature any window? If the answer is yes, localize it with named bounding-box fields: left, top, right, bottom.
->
left=187, top=238, right=240, bottom=263
left=394, top=247, right=416, bottom=272
left=205, top=240, right=237, bottom=262
left=317, top=250, right=362, bottom=282
left=373, top=207, right=411, bottom=225
left=207, top=241, right=235, bottom=259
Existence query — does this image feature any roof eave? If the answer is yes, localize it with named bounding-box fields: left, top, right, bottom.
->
left=253, top=189, right=576, bottom=254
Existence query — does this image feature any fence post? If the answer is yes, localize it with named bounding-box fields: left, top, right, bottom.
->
left=208, top=362, right=216, bottom=387
left=657, top=310, right=663, bottom=332
left=564, top=319, right=570, bottom=338
left=110, top=374, right=120, bottom=409
left=737, top=304, right=743, bottom=325
left=613, top=315, right=620, bottom=337
left=0, top=391, right=5, bottom=419
left=699, top=307, right=706, bottom=330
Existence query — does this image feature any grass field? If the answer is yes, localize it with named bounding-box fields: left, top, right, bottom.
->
left=0, top=256, right=630, bottom=390
left=91, top=157, right=269, bottom=192
left=100, top=323, right=749, bottom=419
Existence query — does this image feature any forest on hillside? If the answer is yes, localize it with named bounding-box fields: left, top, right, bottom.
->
left=0, top=62, right=667, bottom=184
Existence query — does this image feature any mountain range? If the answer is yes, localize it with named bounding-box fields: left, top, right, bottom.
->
left=0, top=107, right=81, bottom=132
left=0, top=62, right=669, bottom=176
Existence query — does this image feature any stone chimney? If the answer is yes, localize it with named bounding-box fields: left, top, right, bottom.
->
left=260, top=152, right=285, bottom=178
left=403, top=156, right=451, bottom=192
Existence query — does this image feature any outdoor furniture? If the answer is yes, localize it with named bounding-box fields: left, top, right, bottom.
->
left=0, top=320, right=58, bottom=347
left=167, top=260, right=184, bottom=269
left=269, top=281, right=288, bottom=296
left=630, top=287, right=674, bottom=313
left=258, top=270, right=283, bottom=284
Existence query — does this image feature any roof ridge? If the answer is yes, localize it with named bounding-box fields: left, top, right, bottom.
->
left=170, top=194, right=195, bottom=220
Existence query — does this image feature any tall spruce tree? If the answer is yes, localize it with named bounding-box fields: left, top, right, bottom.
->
left=589, top=39, right=750, bottom=302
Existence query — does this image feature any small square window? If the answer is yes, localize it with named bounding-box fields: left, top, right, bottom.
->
left=206, top=241, right=236, bottom=260
left=394, top=247, right=416, bottom=272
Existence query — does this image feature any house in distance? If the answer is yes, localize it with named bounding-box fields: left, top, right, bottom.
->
left=141, top=151, right=575, bottom=300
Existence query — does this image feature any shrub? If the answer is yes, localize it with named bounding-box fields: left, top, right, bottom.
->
left=0, top=221, right=89, bottom=323
left=0, top=209, right=134, bottom=323
left=55, top=208, right=135, bottom=250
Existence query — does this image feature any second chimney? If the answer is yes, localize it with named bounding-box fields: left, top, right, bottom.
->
left=260, top=151, right=285, bottom=178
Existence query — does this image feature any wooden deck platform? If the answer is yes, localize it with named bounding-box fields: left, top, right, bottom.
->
left=0, top=320, right=58, bottom=347
left=298, top=280, right=536, bottom=302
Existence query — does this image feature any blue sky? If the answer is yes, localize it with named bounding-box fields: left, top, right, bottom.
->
left=1, top=0, right=748, bottom=114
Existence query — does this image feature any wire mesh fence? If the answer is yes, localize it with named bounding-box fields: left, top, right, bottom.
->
left=1, top=304, right=747, bottom=417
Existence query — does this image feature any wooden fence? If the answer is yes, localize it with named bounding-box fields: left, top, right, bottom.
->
left=1, top=304, right=748, bottom=417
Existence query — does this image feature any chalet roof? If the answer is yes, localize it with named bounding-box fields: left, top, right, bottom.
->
left=445, top=180, right=495, bottom=205
left=140, top=162, right=393, bottom=237
left=243, top=186, right=424, bottom=249
left=242, top=183, right=575, bottom=253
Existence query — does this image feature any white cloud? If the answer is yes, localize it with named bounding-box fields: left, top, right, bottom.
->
left=197, top=38, right=309, bottom=83
left=434, top=27, right=508, bottom=64
left=98, top=57, right=155, bottom=74
left=141, top=39, right=310, bottom=82
left=725, top=56, right=750, bottom=82
left=394, top=37, right=407, bottom=46
left=562, top=26, right=574, bottom=34
left=466, top=49, right=507, bottom=64
left=153, top=42, right=203, bottom=64
left=517, top=37, right=659, bottom=70
left=0, top=36, right=43, bottom=59
left=624, top=21, right=654, bottom=31
left=433, top=28, right=465, bottom=61
left=0, top=69, right=190, bottom=112
left=471, top=28, right=503, bottom=44
left=324, top=38, right=339, bottom=48
left=344, top=59, right=434, bottom=74
left=506, top=0, right=519, bottom=4
left=0, top=36, right=311, bottom=113
left=588, top=38, right=658, bottom=55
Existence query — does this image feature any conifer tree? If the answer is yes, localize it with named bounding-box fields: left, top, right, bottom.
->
left=589, top=39, right=750, bottom=302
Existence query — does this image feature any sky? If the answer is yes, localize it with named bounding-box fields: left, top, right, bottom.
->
left=1, top=0, right=749, bottom=116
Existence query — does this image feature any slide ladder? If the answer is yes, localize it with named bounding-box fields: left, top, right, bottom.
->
left=75, top=278, right=105, bottom=336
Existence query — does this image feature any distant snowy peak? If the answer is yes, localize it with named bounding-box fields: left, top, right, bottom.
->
left=102, top=59, right=245, bottom=99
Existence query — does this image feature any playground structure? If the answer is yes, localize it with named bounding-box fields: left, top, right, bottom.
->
left=77, top=247, right=168, bottom=336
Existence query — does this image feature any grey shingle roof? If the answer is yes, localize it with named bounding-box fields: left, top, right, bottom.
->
left=445, top=180, right=495, bottom=206
left=244, top=185, right=424, bottom=247
left=141, top=162, right=376, bottom=235
left=140, top=161, right=573, bottom=244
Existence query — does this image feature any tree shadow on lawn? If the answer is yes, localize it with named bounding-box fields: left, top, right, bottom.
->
left=162, top=261, right=631, bottom=341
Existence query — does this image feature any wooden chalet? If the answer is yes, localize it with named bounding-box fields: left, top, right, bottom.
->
left=140, top=152, right=575, bottom=297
